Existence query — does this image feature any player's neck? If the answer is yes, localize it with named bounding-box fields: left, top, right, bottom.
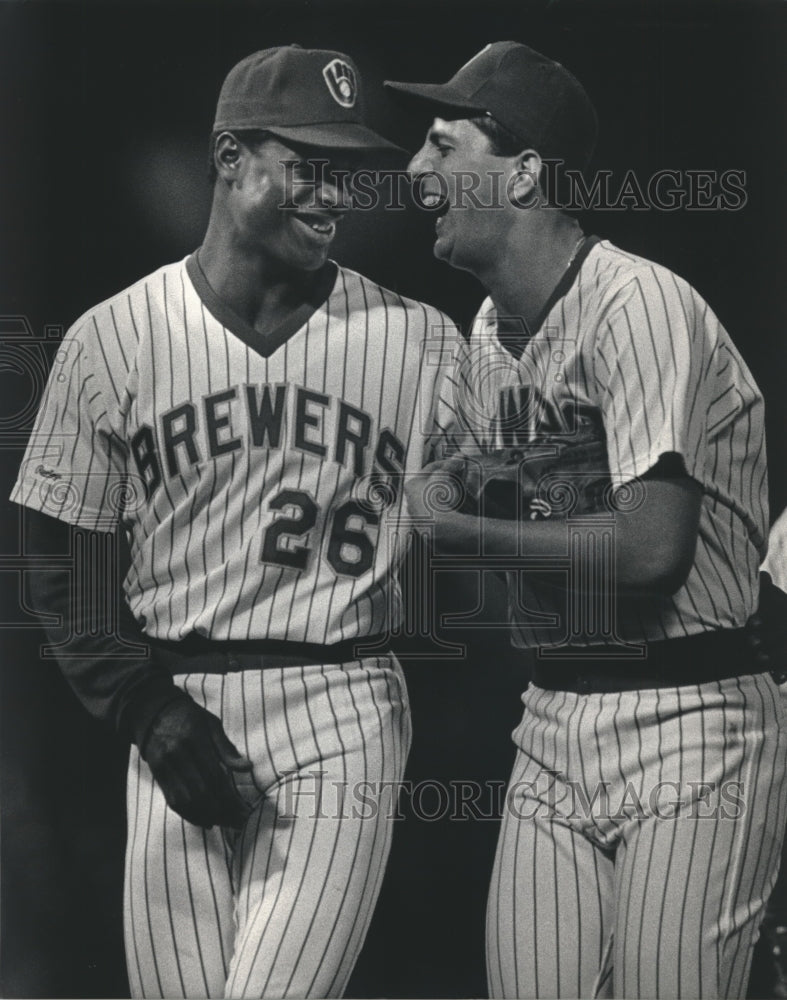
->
left=482, top=213, right=584, bottom=332
left=198, top=229, right=332, bottom=333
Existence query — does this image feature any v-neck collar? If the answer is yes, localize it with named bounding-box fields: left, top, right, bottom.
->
left=185, top=251, right=339, bottom=360
left=494, top=234, right=601, bottom=360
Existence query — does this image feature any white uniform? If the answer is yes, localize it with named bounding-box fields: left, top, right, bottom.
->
left=462, top=236, right=767, bottom=647
left=455, top=236, right=787, bottom=998
left=11, top=254, right=461, bottom=998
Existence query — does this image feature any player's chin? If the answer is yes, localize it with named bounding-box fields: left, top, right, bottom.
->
left=432, top=232, right=452, bottom=262
left=434, top=225, right=480, bottom=272
left=286, top=238, right=334, bottom=271
left=298, top=249, right=333, bottom=271
left=434, top=236, right=468, bottom=270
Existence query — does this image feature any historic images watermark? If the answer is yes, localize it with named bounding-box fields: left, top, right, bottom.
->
left=281, top=160, right=748, bottom=213
left=278, top=771, right=747, bottom=822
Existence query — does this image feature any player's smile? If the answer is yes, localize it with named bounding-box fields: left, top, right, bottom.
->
left=291, top=207, right=344, bottom=243
left=420, top=192, right=442, bottom=209
left=414, top=172, right=450, bottom=218
left=232, top=137, right=356, bottom=272
left=407, top=118, right=508, bottom=272
left=414, top=174, right=454, bottom=252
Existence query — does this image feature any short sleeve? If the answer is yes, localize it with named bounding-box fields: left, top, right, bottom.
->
left=10, top=321, right=129, bottom=531
left=594, top=269, right=713, bottom=484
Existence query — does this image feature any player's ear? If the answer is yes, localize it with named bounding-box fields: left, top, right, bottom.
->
left=508, top=149, right=542, bottom=208
left=214, top=131, right=243, bottom=181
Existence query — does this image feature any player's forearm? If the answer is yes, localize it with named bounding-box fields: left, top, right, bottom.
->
left=431, top=501, right=697, bottom=596
left=25, top=509, right=189, bottom=747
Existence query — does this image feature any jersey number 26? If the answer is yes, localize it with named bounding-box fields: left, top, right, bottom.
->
left=261, top=488, right=378, bottom=578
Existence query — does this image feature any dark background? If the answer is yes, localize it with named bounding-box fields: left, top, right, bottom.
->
left=0, top=0, right=785, bottom=996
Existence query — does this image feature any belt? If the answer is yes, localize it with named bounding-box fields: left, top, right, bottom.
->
left=149, top=634, right=391, bottom=674
left=529, top=625, right=777, bottom=693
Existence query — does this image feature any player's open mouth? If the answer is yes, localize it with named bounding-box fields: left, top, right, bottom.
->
left=418, top=191, right=450, bottom=216
left=293, top=212, right=339, bottom=239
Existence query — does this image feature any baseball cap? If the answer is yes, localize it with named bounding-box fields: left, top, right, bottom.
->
left=214, top=45, right=402, bottom=153
left=385, top=41, right=598, bottom=171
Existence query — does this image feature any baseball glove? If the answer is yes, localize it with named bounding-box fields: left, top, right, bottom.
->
left=436, top=430, right=612, bottom=521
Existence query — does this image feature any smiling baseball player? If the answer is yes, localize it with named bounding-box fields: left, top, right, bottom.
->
left=387, top=41, right=787, bottom=999
left=11, top=46, right=462, bottom=999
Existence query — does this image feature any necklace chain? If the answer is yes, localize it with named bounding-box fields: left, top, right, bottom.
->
left=565, top=233, right=586, bottom=272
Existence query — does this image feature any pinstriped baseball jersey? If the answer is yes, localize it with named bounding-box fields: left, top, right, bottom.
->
left=459, top=236, right=768, bottom=645
left=11, top=255, right=461, bottom=643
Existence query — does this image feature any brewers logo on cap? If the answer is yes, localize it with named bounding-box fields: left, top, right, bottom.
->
left=322, top=58, right=357, bottom=108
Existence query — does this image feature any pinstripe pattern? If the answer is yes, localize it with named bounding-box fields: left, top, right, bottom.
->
left=460, top=238, right=768, bottom=647
left=11, top=253, right=459, bottom=998
left=124, top=656, right=411, bottom=999
left=487, top=673, right=787, bottom=998
left=452, top=236, right=783, bottom=997
left=10, top=256, right=463, bottom=642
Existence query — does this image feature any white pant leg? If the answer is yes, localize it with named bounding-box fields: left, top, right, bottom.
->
left=223, top=656, right=411, bottom=999
left=125, top=658, right=410, bottom=1000
left=487, top=671, right=787, bottom=999
left=487, top=686, right=617, bottom=999
left=124, top=738, right=236, bottom=998
left=612, top=672, right=787, bottom=999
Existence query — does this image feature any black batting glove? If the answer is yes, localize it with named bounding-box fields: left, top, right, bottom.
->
left=140, top=697, right=254, bottom=829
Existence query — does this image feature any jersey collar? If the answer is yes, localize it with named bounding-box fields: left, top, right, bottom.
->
left=495, top=234, right=601, bottom=360
left=185, top=252, right=339, bottom=360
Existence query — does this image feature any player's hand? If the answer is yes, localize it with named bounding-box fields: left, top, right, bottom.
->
left=141, top=698, right=254, bottom=829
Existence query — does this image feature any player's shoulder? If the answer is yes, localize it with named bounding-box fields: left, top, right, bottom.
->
left=335, top=264, right=457, bottom=339
left=66, top=258, right=188, bottom=342
left=586, top=238, right=703, bottom=306
left=587, top=239, right=739, bottom=351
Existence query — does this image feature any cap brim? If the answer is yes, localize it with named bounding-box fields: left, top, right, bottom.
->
left=384, top=81, right=488, bottom=119
left=263, top=122, right=405, bottom=154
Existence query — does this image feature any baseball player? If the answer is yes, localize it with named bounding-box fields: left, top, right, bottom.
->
left=386, top=42, right=787, bottom=998
left=12, top=46, right=461, bottom=998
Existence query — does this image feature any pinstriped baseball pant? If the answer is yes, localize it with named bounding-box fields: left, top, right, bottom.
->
left=123, top=656, right=411, bottom=999
left=487, top=672, right=787, bottom=999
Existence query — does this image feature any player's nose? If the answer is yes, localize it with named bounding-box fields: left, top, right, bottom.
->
left=407, top=143, right=432, bottom=177
left=314, top=171, right=351, bottom=213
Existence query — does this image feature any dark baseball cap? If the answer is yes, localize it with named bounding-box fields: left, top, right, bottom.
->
left=214, top=45, right=402, bottom=153
left=385, top=41, right=598, bottom=171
